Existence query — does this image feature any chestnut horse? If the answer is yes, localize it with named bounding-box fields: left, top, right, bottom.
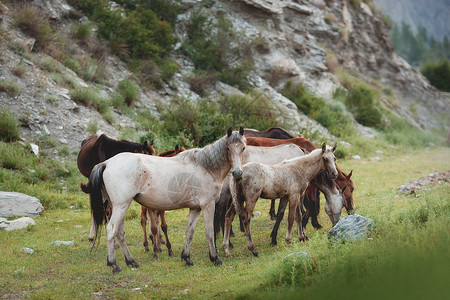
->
left=140, top=145, right=186, bottom=258
left=245, top=136, right=355, bottom=228
left=224, top=143, right=338, bottom=257
left=87, top=128, right=246, bottom=273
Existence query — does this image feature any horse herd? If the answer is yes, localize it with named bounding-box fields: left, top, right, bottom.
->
left=77, top=127, right=354, bottom=273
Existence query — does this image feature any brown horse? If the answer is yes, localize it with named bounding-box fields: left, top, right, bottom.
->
left=244, top=127, right=295, bottom=140
left=77, top=134, right=155, bottom=178
left=140, top=145, right=186, bottom=258
left=77, top=133, right=155, bottom=245
left=245, top=136, right=355, bottom=228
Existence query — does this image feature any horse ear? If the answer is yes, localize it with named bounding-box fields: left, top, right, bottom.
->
left=239, top=127, right=244, bottom=136
left=321, top=142, right=326, bottom=153
left=143, top=141, right=148, bottom=147
left=347, top=170, right=353, bottom=180
left=332, top=143, right=337, bottom=152
left=175, top=145, right=179, bottom=151
left=227, top=127, right=232, bottom=137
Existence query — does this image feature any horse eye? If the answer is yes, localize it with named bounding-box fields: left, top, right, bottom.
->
left=242, top=147, right=245, bottom=151
left=227, top=147, right=230, bottom=151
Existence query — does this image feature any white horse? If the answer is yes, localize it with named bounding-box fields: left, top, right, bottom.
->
left=224, top=143, right=338, bottom=257
left=87, top=128, right=246, bottom=273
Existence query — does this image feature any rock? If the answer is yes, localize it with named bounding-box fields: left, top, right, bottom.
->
left=252, top=211, right=261, bottom=217
left=22, top=247, right=34, bottom=254
left=0, top=217, right=36, bottom=231
left=182, top=289, right=189, bottom=295
left=0, top=192, right=44, bottom=218
left=328, top=214, right=374, bottom=243
left=369, top=156, right=380, bottom=161
left=51, top=241, right=74, bottom=246
left=352, top=155, right=361, bottom=160
left=30, top=143, right=39, bottom=156
left=283, top=251, right=309, bottom=262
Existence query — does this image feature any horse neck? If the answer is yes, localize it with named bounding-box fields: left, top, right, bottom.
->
left=195, top=136, right=230, bottom=179
left=292, top=149, right=324, bottom=182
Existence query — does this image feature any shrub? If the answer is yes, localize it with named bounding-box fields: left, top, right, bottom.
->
left=188, top=70, right=216, bottom=97
left=69, top=87, right=109, bottom=113
left=0, top=80, right=21, bottom=96
left=0, top=110, right=20, bottom=142
left=420, top=59, right=450, bottom=92
left=72, top=23, right=93, bottom=41
left=11, top=61, right=28, bottom=78
left=282, top=81, right=354, bottom=137
left=343, top=86, right=382, bottom=128
left=10, top=3, right=57, bottom=52
left=118, top=79, right=139, bottom=106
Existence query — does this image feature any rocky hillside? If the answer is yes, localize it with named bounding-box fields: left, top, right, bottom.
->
left=0, top=0, right=448, bottom=153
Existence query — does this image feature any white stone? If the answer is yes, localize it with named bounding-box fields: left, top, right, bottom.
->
left=0, top=217, right=36, bottom=231
left=0, top=192, right=44, bottom=218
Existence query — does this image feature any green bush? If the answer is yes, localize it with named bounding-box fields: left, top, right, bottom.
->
left=0, top=80, right=21, bottom=96
left=70, top=87, right=109, bottom=114
left=181, top=9, right=253, bottom=90
left=72, top=23, right=93, bottom=41
left=118, top=79, right=139, bottom=106
left=0, top=110, right=20, bottom=142
left=420, top=59, right=450, bottom=92
left=343, top=86, right=382, bottom=128
left=282, top=81, right=354, bottom=137
left=70, top=0, right=176, bottom=60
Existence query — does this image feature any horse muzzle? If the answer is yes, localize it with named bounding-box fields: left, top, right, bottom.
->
left=232, top=169, right=243, bottom=180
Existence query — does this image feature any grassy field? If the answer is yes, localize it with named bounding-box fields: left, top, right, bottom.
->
left=0, top=147, right=449, bottom=299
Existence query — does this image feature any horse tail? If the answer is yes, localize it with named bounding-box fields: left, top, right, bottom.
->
left=230, top=178, right=246, bottom=217
left=80, top=182, right=91, bottom=194
left=89, top=163, right=108, bottom=247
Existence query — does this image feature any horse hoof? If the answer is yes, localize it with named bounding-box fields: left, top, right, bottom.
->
left=271, top=240, right=277, bottom=246
left=112, top=265, right=122, bottom=274
left=252, top=251, right=259, bottom=257
left=153, top=254, right=158, bottom=260
left=168, top=250, right=174, bottom=257
left=230, top=232, right=235, bottom=237
left=215, top=258, right=223, bottom=266
left=185, top=259, right=194, bottom=266
left=229, top=242, right=234, bottom=249
left=126, top=258, right=140, bottom=268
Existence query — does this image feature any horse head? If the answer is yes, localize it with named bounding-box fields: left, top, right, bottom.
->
left=338, top=170, right=355, bottom=213
left=142, top=140, right=156, bottom=156
left=226, top=127, right=246, bottom=180
left=321, top=142, right=338, bottom=179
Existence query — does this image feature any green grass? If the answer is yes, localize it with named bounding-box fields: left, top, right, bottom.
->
left=0, top=143, right=448, bottom=298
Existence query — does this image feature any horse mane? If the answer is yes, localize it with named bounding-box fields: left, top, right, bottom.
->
left=97, top=134, right=153, bottom=155
left=81, top=134, right=98, bottom=147
left=178, top=132, right=244, bottom=171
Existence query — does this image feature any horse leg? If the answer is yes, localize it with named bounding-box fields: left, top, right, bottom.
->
left=149, top=209, right=161, bottom=259
left=202, top=202, right=222, bottom=266
left=242, top=197, right=259, bottom=257
left=181, top=209, right=201, bottom=266
left=269, top=199, right=277, bottom=220
left=302, top=194, right=311, bottom=230
left=106, top=203, right=134, bottom=273
left=270, top=196, right=288, bottom=245
left=116, top=213, right=139, bottom=269
left=222, top=205, right=236, bottom=257
left=140, top=206, right=150, bottom=253
left=311, top=190, right=322, bottom=229
left=296, top=202, right=308, bottom=241
left=160, top=211, right=173, bottom=256
left=88, top=216, right=96, bottom=247
left=285, top=193, right=301, bottom=244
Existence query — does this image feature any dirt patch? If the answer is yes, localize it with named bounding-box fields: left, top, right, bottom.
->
left=398, top=170, right=450, bottom=195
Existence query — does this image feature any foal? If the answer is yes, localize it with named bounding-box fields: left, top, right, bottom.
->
left=224, top=143, right=337, bottom=257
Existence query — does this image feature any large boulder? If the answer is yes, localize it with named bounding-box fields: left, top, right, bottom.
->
left=0, top=192, right=44, bottom=218
left=328, top=214, right=374, bottom=243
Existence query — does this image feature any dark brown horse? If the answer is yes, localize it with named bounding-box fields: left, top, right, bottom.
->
left=77, top=133, right=155, bottom=245
left=245, top=136, right=355, bottom=229
left=244, top=127, right=295, bottom=140
left=77, top=134, right=155, bottom=178
left=140, top=145, right=186, bottom=258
